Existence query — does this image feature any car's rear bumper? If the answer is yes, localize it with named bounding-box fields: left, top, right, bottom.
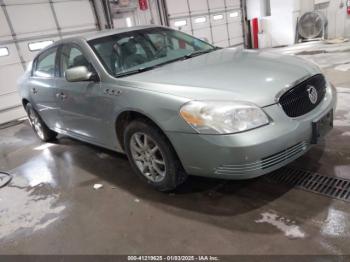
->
left=166, top=85, right=337, bottom=179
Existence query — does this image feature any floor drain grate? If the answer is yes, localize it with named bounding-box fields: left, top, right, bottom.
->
left=265, top=166, right=350, bottom=202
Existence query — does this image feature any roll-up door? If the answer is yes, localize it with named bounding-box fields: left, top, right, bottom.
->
left=165, top=0, right=244, bottom=48
left=0, top=0, right=99, bottom=124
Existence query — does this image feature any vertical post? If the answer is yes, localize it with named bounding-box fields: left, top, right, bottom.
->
left=252, top=17, right=259, bottom=49
left=156, top=0, right=169, bottom=26
left=241, top=0, right=250, bottom=49
left=92, top=0, right=113, bottom=29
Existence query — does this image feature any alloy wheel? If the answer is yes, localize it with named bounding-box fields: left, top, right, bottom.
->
left=130, top=132, right=167, bottom=183
left=27, top=108, right=44, bottom=140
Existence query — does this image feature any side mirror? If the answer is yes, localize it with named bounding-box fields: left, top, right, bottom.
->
left=65, top=66, right=95, bottom=82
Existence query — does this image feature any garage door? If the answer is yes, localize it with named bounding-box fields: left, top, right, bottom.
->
left=165, top=0, right=244, bottom=48
left=0, top=0, right=99, bottom=124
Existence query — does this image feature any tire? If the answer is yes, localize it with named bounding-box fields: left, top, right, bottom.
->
left=124, top=119, right=187, bottom=192
left=26, top=103, right=57, bottom=142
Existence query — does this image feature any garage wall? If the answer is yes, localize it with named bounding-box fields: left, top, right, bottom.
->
left=314, top=0, right=350, bottom=39
left=246, top=0, right=302, bottom=47
left=111, top=0, right=161, bottom=29
left=165, top=0, right=244, bottom=47
left=248, top=0, right=350, bottom=48
left=0, top=0, right=99, bottom=124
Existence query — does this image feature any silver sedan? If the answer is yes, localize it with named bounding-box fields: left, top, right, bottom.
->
left=18, top=26, right=337, bottom=191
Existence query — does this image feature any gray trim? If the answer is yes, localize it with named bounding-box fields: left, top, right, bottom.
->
left=48, top=0, right=62, bottom=38
left=0, top=0, right=26, bottom=70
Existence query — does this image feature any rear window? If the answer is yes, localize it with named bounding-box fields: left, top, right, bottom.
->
left=33, top=47, right=58, bottom=78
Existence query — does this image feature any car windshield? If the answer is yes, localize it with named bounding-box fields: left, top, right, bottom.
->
left=88, top=27, right=217, bottom=77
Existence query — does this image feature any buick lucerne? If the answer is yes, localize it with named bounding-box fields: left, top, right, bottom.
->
left=19, top=26, right=337, bottom=191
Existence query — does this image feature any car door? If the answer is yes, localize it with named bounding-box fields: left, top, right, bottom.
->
left=27, top=46, right=62, bottom=130
left=55, top=43, right=108, bottom=145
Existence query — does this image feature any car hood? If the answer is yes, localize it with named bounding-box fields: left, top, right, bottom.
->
left=123, top=48, right=321, bottom=107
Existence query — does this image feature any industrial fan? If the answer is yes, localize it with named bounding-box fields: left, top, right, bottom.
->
left=296, top=11, right=328, bottom=42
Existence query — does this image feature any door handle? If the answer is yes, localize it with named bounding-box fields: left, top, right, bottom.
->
left=31, top=88, right=38, bottom=94
left=56, top=92, right=68, bottom=100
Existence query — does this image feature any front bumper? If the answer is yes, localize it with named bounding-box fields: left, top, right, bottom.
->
left=166, top=85, right=337, bottom=180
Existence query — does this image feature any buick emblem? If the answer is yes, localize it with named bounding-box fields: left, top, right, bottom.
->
left=307, top=86, right=318, bottom=104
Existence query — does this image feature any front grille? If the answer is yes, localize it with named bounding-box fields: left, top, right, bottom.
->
left=215, top=141, right=309, bottom=176
left=279, top=74, right=327, bottom=118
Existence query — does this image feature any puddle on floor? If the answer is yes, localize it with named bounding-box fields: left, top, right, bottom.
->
left=255, top=212, right=306, bottom=239
left=0, top=176, right=65, bottom=240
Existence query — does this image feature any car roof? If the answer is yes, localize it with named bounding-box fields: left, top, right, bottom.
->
left=35, top=25, right=166, bottom=60
left=56, top=25, right=163, bottom=44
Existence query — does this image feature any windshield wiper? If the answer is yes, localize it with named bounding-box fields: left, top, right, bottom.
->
left=115, top=66, right=158, bottom=77
left=184, top=47, right=219, bottom=59
left=115, top=48, right=220, bottom=78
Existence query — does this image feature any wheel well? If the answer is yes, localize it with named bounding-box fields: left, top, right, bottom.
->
left=116, top=111, right=162, bottom=150
left=115, top=111, right=185, bottom=173
left=22, top=99, right=29, bottom=108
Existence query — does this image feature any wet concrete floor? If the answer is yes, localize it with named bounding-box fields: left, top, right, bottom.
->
left=0, top=41, right=350, bottom=255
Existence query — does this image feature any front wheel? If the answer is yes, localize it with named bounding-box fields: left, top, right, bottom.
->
left=26, top=103, right=57, bottom=142
left=124, top=120, right=187, bottom=192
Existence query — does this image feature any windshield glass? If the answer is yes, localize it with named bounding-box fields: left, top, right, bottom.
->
left=88, top=27, right=216, bottom=77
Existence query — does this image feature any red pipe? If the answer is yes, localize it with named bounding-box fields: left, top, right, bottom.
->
left=252, top=18, right=259, bottom=49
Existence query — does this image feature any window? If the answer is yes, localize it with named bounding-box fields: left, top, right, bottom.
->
left=29, top=40, right=54, bottom=52
left=33, top=47, right=58, bottom=78
left=60, top=45, right=94, bottom=77
left=0, top=47, right=9, bottom=57
left=174, top=20, right=187, bottom=27
left=88, top=27, right=216, bottom=77
left=126, top=17, right=133, bottom=27
left=229, top=12, right=239, bottom=18
left=213, top=14, right=224, bottom=21
left=194, top=17, right=206, bottom=23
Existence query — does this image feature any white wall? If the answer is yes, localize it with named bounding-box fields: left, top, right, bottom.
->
left=246, top=0, right=266, bottom=20
left=316, top=0, right=350, bottom=39
left=267, top=0, right=300, bottom=46
left=247, top=0, right=350, bottom=48
left=300, top=0, right=314, bottom=13
left=247, top=0, right=301, bottom=47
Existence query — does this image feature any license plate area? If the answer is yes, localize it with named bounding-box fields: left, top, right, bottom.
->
left=311, top=110, right=333, bottom=144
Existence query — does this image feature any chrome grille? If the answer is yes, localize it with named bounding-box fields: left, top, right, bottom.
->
left=279, top=74, right=327, bottom=118
left=215, top=141, right=309, bottom=176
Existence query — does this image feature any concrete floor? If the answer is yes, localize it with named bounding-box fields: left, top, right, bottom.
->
left=1, top=41, right=350, bottom=255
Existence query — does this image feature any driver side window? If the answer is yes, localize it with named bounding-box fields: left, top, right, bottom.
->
left=60, top=45, right=94, bottom=77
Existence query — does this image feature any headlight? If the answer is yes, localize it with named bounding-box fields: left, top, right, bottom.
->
left=180, top=101, right=270, bottom=134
